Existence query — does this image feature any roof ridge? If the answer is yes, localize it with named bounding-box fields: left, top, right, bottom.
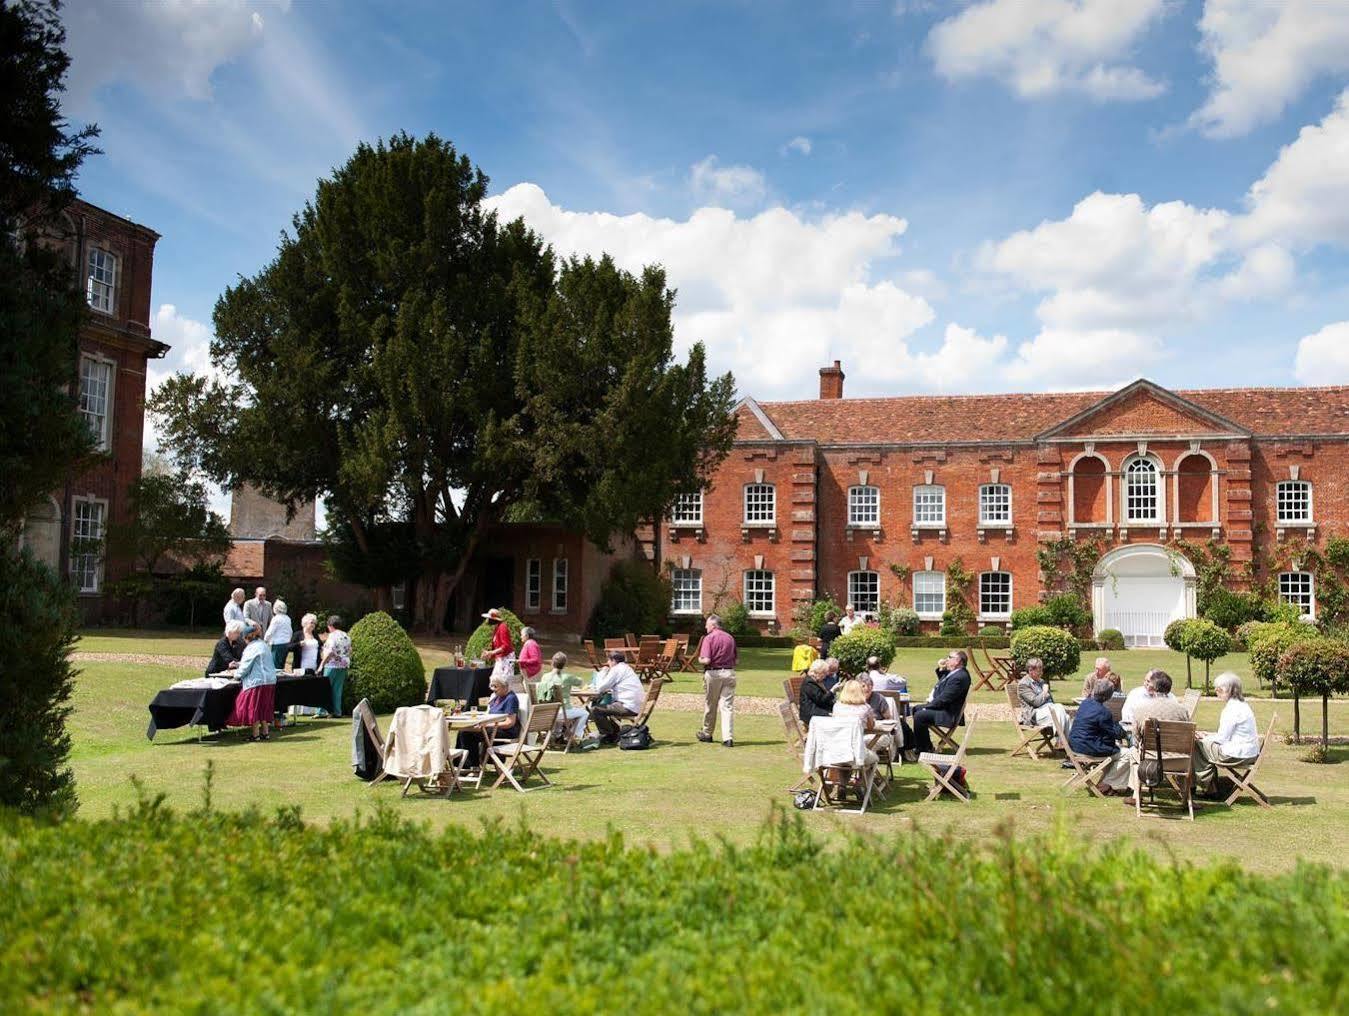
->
left=758, top=384, right=1349, bottom=407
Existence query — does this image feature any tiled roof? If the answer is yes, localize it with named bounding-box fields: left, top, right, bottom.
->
left=750, top=384, right=1349, bottom=445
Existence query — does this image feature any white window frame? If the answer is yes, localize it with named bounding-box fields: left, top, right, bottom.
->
left=671, top=491, right=704, bottom=526
left=390, top=581, right=406, bottom=611
left=913, top=484, right=946, bottom=527
left=978, top=571, right=1013, bottom=620
left=847, top=485, right=880, bottom=528
left=78, top=353, right=115, bottom=452
left=524, top=558, right=541, bottom=612
left=913, top=570, right=945, bottom=620
left=1276, top=481, right=1313, bottom=524
left=1123, top=456, right=1162, bottom=524
left=70, top=495, right=107, bottom=594
left=670, top=568, right=702, bottom=615
left=86, top=247, right=118, bottom=314
left=978, top=483, right=1012, bottom=526
left=551, top=558, right=568, bottom=613
left=743, top=569, right=775, bottom=617
left=743, top=483, right=776, bottom=525
left=847, top=570, right=880, bottom=615
left=1278, top=571, right=1315, bottom=619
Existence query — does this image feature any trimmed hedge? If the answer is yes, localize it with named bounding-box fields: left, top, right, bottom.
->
left=892, top=635, right=1012, bottom=649
left=1010, top=625, right=1081, bottom=679
left=831, top=626, right=897, bottom=674
left=342, top=611, right=425, bottom=713
left=464, top=607, right=524, bottom=664
left=2, top=804, right=1346, bottom=1011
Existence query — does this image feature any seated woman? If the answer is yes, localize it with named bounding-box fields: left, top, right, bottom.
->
left=536, top=651, right=587, bottom=742
left=206, top=620, right=244, bottom=676
left=228, top=621, right=278, bottom=741
left=1194, top=672, right=1260, bottom=795
left=1068, top=678, right=1129, bottom=794
left=1017, top=656, right=1071, bottom=746
left=832, top=679, right=876, bottom=731
left=856, top=672, right=892, bottom=722
left=457, top=673, right=520, bottom=767
left=798, top=658, right=836, bottom=728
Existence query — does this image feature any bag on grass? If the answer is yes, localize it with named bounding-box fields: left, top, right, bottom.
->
left=617, top=723, right=652, bottom=751
left=793, top=790, right=817, bottom=810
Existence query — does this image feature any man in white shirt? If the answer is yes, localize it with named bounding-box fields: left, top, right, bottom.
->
left=223, top=588, right=246, bottom=629
left=838, top=604, right=859, bottom=635
left=588, top=650, right=645, bottom=743
left=1121, top=669, right=1175, bottom=728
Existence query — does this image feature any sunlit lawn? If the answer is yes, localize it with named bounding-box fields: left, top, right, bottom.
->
left=71, top=629, right=1349, bottom=872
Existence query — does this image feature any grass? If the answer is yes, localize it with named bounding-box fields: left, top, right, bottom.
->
left=69, top=629, right=1349, bottom=872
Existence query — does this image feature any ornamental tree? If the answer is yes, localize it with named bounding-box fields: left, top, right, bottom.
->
left=151, top=134, right=737, bottom=632
left=1010, top=625, right=1080, bottom=681
left=1276, top=639, right=1349, bottom=750
left=1181, top=618, right=1232, bottom=695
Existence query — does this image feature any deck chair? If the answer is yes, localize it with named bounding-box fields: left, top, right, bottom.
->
left=1005, top=683, right=1056, bottom=759
left=967, top=649, right=1002, bottom=692
left=604, top=637, right=628, bottom=653
left=803, top=716, right=879, bottom=813
left=1134, top=718, right=1197, bottom=820
left=928, top=696, right=969, bottom=753
left=583, top=640, right=606, bottom=670
left=777, top=701, right=813, bottom=792
left=380, top=704, right=467, bottom=798
left=353, top=698, right=388, bottom=783
left=487, top=702, right=561, bottom=792
left=1106, top=695, right=1125, bottom=724
left=1213, top=712, right=1277, bottom=808
left=1052, top=712, right=1114, bottom=798
left=672, top=633, right=694, bottom=672
left=617, top=676, right=666, bottom=735
left=919, top=718, right=976, bottom=802
left=784, top=675, right=806, bottom=718
left=1180, top=689, right=1200, bottom=719
left=624, top=632, right=639, bottom=648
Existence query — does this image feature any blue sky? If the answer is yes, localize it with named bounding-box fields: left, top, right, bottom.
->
left=62, top=0, right=1349, bottom=414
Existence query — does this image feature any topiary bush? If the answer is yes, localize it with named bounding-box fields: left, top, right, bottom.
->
left=342, top=611, right=425, bottom=713
left=1096, top=629, right=1125, bottom=651
left=1010, top=625, right=1081, bottom=680
left=830, top=626, right=896, bottom=676
left=939, top=605, right=973, bottom=637
left=464, top=607, right=524, bottom=664
left=588, top=561, right=671, bottom=639
left=977, top=624, right=1005, bottom=637
left=1010, top=605, right=1053, bottom=630
left=1276, top=639, right=1349, bottom=749
left=1164, top=618, right=1197, bottom=689
left=1183, top=618, right=1232, bottom=694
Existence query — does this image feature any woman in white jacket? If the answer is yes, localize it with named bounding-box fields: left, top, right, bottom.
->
left=1194, top=672, right=1260, bottom=794
left=264, top=599, right=294, bottom=669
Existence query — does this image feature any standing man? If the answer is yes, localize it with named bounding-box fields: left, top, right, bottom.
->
left=839, top=604, right=860, bottom=635
left=244, top=586, right=272, bottom=633
left=223, top=588, right=246, bottom=629
left=695, top=614, right=737, bottom=748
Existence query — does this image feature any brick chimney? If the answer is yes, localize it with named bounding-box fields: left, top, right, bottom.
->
left=818, top=360, right=845, bottom=400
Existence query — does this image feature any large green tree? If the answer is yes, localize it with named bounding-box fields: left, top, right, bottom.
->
left=152, top=134, right=736, bottom=631
left=0, top=0, right=100, bottom=813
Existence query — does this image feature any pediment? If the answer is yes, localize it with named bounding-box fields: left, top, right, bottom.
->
left=1038, top=380, right=1250, bottom=440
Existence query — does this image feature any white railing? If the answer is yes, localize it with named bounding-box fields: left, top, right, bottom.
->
left=1103, top=610, right=1173, bottom=648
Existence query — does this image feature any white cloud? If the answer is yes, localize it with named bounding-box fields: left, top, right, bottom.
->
left=1294, top=322, right=1349, bottom=385
left=688, top=156, right=768, bottom=207
left=1190, top=1, right=1349, bottom=138
left=62, top=0, right=267, bottom=109
left=927, top=0, right=1168, bottom=102
left=782, top=136, right=813, bottom=156
left=1238, top=89, right=1349, bottom=250
left=144, top=304, right=223, bottom=453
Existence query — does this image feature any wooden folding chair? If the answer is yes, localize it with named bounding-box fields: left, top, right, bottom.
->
left=1213, top=712, right=1277, bottom=808
left=624, top=632, right=639, bottom=648
left=1052, top=713, right=1114, bottom=798
left=967, top=649, right=1001, bottom=692
left=672, top=633, right=694, bottom=672
left=616, top=676, right=666, bottom=736
left=380, top=705, right=467, bottom=798
left=928, top=697, right=968, bottom=753
left=1133, top=718, right=1197, bottom=820
left=975, top=646, right=1015, bottom=687
left=583, top=639, right=606, bottom=670
left=806, top=717, right=879, bottom=814
left=1106, top=696, right=1125, bottom=724
left=487, top=702, right=561, bottom=792
left=1005, top=683, right=1056, bottom=759
left=919, top=718, right=976, bottom=803
left=604, top=637, right=628, bottom=653
left=777, top=700, right=813, bottom=792
left=1180, top=689, right=1200, bottom=719
left=784, top=675, right=805, bottom=719
left=356, top=698, right=392, bottom=787
left=637, top=636, right=661, bottom=664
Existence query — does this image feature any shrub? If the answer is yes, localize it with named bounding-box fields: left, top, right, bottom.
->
left=894, top=636, right=1011, bottom=648
left=1164, top=618, right=1197, bottom=688
left=830, top=627, right=896, bottom=675
left=464, top=607, right=523, bottom=664
left=977, top=624, right=1004, bottom=637
left=1265, top=601, right=1303, bottom=625
left=342, top=611, right=425, bottom=713
left=718, top=600, right=752, bottom=639
left=1234, top=620, right=1270, bottom=652
left=794, top=593, right=843, bottom=635
left=1183, top=618, right=1232, bottom=694
left=1043, top=593, right=1092, bottom=632
left=1276, top=639, right=1349, bottom=749
left=3, top=805, right=1345, bottom=1012
left=1009, top=605, right=1053, bottom=630
left=1096, top=628, right=1125, bottom=651
left=0, top=548, right=79, bottom=815
left=939, top=605, right=973, bottom=637
left=588, top=561, right=671, bottom=639
left=1201, top=587, right=1268, bottom=631
left=1010, top=625, right=1081, bottom=680
left=1248, top=621, right=1316, bottom=693
left=882, top=604, right=921, bottom=637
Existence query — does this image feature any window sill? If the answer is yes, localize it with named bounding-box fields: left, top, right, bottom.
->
left=741, top=520, right=777, bottom=528
left=978, top=615, right=1011, bottom=623
left=549, top=608, right=568, bottom=615
left=916, top=612, right=944, bottom=622
left=670, top=609, right=703, bottom=616
left=747, top=611, right=776, bottom=619
left=910, top=525, right=948, bottom=544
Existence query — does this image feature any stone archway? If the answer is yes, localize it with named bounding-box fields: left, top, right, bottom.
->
left=1092, top=544, right=1196, bottom=648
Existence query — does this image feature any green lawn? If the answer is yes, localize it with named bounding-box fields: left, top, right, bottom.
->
left=70, top=630, right=1349, bottom=873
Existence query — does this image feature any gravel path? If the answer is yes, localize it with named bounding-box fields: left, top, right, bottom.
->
left=73, top=652, right=202, bottom=668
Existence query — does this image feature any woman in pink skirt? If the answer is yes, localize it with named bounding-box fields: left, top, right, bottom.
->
left=230, top=621, right=278, bottom=741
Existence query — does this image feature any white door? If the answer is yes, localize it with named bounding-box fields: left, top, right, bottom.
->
left=1102, top=576, right=1186, bottom=647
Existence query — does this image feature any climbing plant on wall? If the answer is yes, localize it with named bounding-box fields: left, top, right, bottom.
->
left=1035, top=536, right=1104, bottom=606
left=1168, top=538, right=1234, bottom=616
left=1269, top=537, right=1349, bottom=629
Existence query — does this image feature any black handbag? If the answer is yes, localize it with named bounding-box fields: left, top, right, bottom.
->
left=617, top=723, right=652, bottom=750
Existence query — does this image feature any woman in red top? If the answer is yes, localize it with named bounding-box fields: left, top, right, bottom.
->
left=482, top=608, right=516, bottom=689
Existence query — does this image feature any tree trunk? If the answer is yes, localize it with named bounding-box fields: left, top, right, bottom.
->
left=1185, top=654, right=1193, bottom=689
left=1292, top=692, right=1301, bottom=744
left=1322, top=693, right=1330, bottom=751
left=1203, top=660, right=1211, bottom=696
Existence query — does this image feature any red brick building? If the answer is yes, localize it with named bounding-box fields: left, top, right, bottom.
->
left=17, top=199, right=167, bottom=619
left=658, top=362, right=1349, bottom=646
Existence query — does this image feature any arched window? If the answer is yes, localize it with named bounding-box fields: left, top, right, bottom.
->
left=1124, top=457, right=1161, bottom=523
left=847, top=570, right=879, bottom=614
left=743, top=483, right=775, bottom=524
left=1071, top=455, right=1107, bottom=524
left=1175, top=453, right=1215, bottom=524
left=848, top=485, right=880, bottom=526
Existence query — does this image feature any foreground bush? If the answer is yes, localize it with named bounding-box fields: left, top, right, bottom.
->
left=1010, top=625, right=1080, bottom=679
left=831, top=626, right=896, bottom=674
left=344, top=611, right=425, bottom=713
left=1, top=803, right=1345, bottom=1012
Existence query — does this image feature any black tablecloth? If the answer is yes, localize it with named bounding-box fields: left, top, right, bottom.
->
left=146, top=675, right=336, bottom=740
left=427, top=666, right=492, bottom=705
